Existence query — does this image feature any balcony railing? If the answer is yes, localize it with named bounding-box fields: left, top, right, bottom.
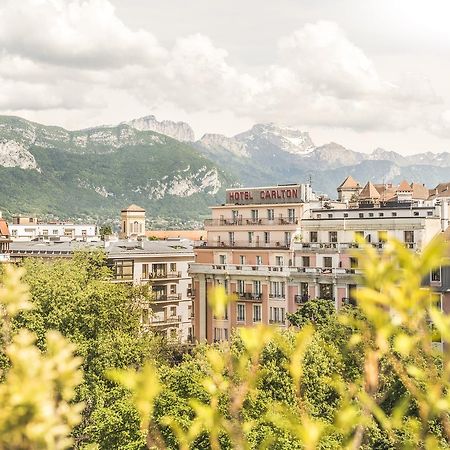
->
left=269, top=293, right=285, bottom=299
left=153, top=293, right=182, bottom=302
left=195, top=241, right=290, bottom=249
left=269, top=319, right=286, bottom=325
left=142, top=271, right=182, bottom=280
left=149, top=314, right=182, bottom=325
left=189, top=263, right=361, bottom=278
left=234, top=292, right=263, bottom=302
left=204, top=218, right=299, bottom=227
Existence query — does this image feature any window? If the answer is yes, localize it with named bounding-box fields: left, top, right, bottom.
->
left=239, top=255, right=246, bottom=265
left=300, top=283, right=309, bottom=302
left=329, top=231, right=338, bottom=243
left=427, top=211, right=433, bottom=216
left=350, top=257, right=358, bottom=268
left=302, top=256, right=310, bottom=267
left=431, top=267, right=441, bottom=283
left=142, top=264, right=149, bottom=279
left=317, top=214, right=322, bottom=219
left=270, top=281, right=285, bottom=298
left=251, top=209, right=259, bottom=221
left=188, top=305, right=192, bottom=319
left=359, top=213, right=364, bottom=218
left=214, top=327, right=222, bottom=342
left=270, top=307, right=285, bottom=324
left=267, top=209, right=274, bottom=220
left=288, top=208, right=296, bottom=222
left=232, top=210, right=239, bottom=221
left=237, top=304, right=245, bottom=322
left=348, top=284, right=357, bottom=306
left=344, top=213, right=349, bottom=218
left=354, top=231, right=364, bottom=240
left=248, top=232, right=254, bottom=243
left=237, top=280, right=245, bottom=295
left=284, top=231, right=291, bottom=246
left=275, top=256, right=283, bottom=266
left=253, top=304, right=262, bottom=322
left=264, top=232, right=270, bottom=244
left=379, top=212, right=384, bottom=217
left=310, top=231, right=318, bottom=243
left=323, top=257, right=332, bottom=268
left=42, top=229, right=48, bottom=236
left=328, top=213, right=333, bottom=218
left=368, top=213, right=374, bottom=218
left=52, top=229, right=58, bottom=235
left=319, top=283, right=333, bottom=300
left=228, top=232, right=235, bottom=245
left=219, top=254, right=226, bottom=264
left=152, top=263, right=167, bottom=278
left=413, top=211, right=419, bottom=216
left=392, top=212, right=397, bottom=217
left=256, top=255, right=262, bottom=266
left=378, top=231, right=387, bottom=243
left=114, top=260, right=133, bottom=281
left=170, top=263, right=176, bottom=272
left=404, top=230, right=414, bottom=243
left=170, top=284, right=177, bottom=294
left=153, top=285, right=167, bottom=301
left=253, top=281, right=261, bottom=295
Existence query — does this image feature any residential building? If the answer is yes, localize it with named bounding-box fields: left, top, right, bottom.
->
left=9, top=216, right=98, bottom=241
left=9, top=238, right=194, bottom=342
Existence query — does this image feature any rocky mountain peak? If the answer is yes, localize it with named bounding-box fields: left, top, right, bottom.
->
left=234, top=123, right=315, bottom=155
left=197, top=133, right=248, bottom=157
left=125, top=115, right=195, bottom=142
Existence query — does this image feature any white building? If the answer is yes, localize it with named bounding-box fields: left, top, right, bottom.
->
left=9, top=217, right=98, bottom=242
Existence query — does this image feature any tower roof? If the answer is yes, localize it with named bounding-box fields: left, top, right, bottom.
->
left=359, top=182, right=381, bottom=199
left=121, top=204, right=145, bottom=213
left=397, top=180, right=412, bottom=192
left=338, top=175, right=360, bottom=189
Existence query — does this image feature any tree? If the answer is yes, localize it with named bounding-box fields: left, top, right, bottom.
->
left=99, top=224, right=113, bottom=240
left=10, top=251, right=168, bottom=449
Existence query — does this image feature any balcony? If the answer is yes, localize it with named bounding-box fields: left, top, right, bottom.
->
left=294, top=294, right=309, bottom=305
left=149, top=314, right=182, bottom=326
left=269, top=293, right=285, bottom=300
left=204, top=218, right=299, bottom=227
left=189, top=263, right=290, bottom=277
left=269, top=319, right=286, bottom=325
left=153, top=293, right=182, bottom=302
left=142, top=271, right=182, bottom=281
left=195, top=241, right=290, bottom=249
left=235, top=292, right=263, bottom=302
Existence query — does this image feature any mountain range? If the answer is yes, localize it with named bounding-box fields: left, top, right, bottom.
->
left=0, top=114, right=449, bottom=225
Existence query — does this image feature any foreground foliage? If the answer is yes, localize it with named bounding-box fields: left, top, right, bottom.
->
left=1, top=238, right=450, bottom=449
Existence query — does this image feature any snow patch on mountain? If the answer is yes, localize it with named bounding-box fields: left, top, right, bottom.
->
left=0, top=140, right=40, bottom=171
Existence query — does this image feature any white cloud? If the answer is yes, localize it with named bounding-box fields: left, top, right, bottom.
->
left=0, top=0, right=447, bottom=140
left=0, top=0, right=166, bottom=68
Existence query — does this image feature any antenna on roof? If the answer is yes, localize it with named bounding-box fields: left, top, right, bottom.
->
left=308, top=174, right=312, bottom=186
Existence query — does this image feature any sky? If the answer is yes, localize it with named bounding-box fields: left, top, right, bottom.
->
left=1, top=0, right=450, bottom=154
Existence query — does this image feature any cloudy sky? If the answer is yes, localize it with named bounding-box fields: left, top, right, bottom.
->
left=1, top=0, right=450, bottom=154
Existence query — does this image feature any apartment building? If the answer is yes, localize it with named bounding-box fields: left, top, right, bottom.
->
left=106, top=239, right=194, bottom=342
left=189, top=183, right=319, bottom=343
left=9, top=216, right=98, bottom=241
left=293, top=203, right=443, bottom=308
left=9, top=238, right=194, bottom=342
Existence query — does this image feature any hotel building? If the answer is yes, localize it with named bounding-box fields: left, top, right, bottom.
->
left=189, top=183, right=321, bottom=343
left=190, top=179, right=448, bottom=343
